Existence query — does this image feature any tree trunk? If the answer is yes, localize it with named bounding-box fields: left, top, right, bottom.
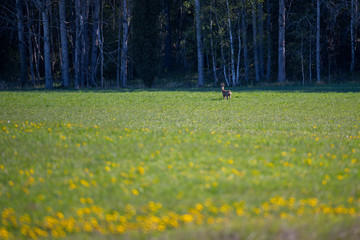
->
left=75, top=0, right=81, bottom=89
left=28, top=24, right=35, bottom=86
left=226, top=0, right=236, bottom=86
left=91, top=0, right=100, bottom=87
left=121, top=0, right=129, bottom=88
left=214, top=13, right=229, bottom=86
left=59, top=0, right=70, bottom=87
left=33, top=15, right=41, bottom=83
left=164, top=0, right=172, bottom=70
left=26, top=3, right=35, bottom=86
left=49, top=2, right=55, bottom=76
left=81, top=0, right=89, bottom=87
left=277, top=0, right=286, bottom=83
left=100, top=0, right=104, bottom=88
left=252, top=2, right=260, bottom=83
left=301, top=37, right=305, bottom=84
left=316, top=0, right=321, bottom=83
left=309, top=35, right=312, bottom=84
left=33, top=0, right=53, bottom=89
left=16, top=0, right=28, bottom=86
left=241, top=1, right=250, bottom=84
left=236, top=16, right=242, bottom=85
left=258, top=2, right=265, bottom=80
left=265, top=0, right=271, bottom=81
left=117, top=7, right=121, bottom=89
left=195, top=0, right=204, bottom=87
left=209, top=3, right=218, bottom=86
left=350, top=0, right=355, bottom=72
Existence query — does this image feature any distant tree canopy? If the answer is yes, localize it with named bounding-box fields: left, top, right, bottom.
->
left=0, top=0, right=359, bottom=88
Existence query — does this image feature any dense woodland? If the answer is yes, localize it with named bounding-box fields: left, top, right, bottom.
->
left=0, top=0, right=359, bottom=89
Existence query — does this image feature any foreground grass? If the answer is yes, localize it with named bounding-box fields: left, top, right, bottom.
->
left=0, top=84, right=360, bottom=239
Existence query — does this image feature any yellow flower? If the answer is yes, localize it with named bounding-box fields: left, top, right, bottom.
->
left=116, top=225, right=125, bottom=233
left=182, top=214, right=193, bottom=223
left=308, top=198, right=318, bottom=207
left=236, top=207, right=244, bottom=216
left=80, top=179, right=90, bottom=187
left=132, top=189, right=139, bottom=196
left=137, top=166, right=145, bottom=175
left=56, top=212, right=64, bottom=219
left=195, top=204, right=203, bottom=211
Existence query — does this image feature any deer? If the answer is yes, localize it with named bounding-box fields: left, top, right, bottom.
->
left=220, top=83, right=232, bottom=100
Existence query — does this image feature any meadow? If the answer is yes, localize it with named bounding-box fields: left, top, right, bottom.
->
left=0, top=84, right=360, bottom=239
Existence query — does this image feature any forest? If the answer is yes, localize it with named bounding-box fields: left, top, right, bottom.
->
left=0, top=0, right=359, bottom=89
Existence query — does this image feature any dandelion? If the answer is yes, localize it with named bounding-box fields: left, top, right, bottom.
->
left=195, top=204, right=203, bottom=211
left=181, top=214, right=193, bottom=223
left=306, top=158, right=312, bottom=165
left=69, top=182, right=77, bottom=190
left=137, top=166, right=145, bottom=175
left=308, top=198, right=318, bottom=207
left=80, top=179, right=90, bottom=187
left=56, top=212, right=64, bottom=219
left=132, top=189, right=139, bottom=196
left=116, top=225, right=125, bottom=233
left=38, top=194, right=45, bottom=201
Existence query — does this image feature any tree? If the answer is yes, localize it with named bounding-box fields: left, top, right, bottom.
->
left=241, top=0, right=250, bottom=84
left=16, top=0, right=28, bottom=86
left=2, top=0, right=360, bottom=89
left=121, top=0, right=130, bottom=87
left=32, top=0, right=53, bottom=89
left=164, top=0, right=172, bottom=71
left=265, top=0, right=272, bottom=81
left=59, top=0, right=70, bottom=87
left=209, top=1, right=218, bottom=86
left=258, top=1, right=265, bottom=80
left=226, top=0, right=236, bottom=86
left=90, top=0, right=100, bottom=87
left=316, top=0, right=321, bottom=83
left=81, top=1, right=89, bottom=87
left=252, top=1, right=261, bottom=83
left=195, top=0, right=205, bottom=87
left=277, top=0, right=286, bottom=83
left=350, top=0, right=355, bottom=72
left=74, top=0, right=81, bottom=89
left=131, top=0, right=161, bottom=87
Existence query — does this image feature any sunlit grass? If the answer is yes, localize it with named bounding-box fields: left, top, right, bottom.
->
left=0, top=84, right=360, bottom=239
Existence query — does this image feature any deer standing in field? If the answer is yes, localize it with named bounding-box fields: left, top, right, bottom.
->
left=220, top=83, right=232, bottom=100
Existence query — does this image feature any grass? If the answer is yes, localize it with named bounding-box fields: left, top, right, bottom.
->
left=0, top=84, right=360, bottom=239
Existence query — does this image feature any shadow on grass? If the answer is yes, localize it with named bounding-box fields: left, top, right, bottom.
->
left=2, top=83, right=360, bottom=93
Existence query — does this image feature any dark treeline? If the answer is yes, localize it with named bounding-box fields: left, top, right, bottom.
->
left=0, top=0, right=359, bottom=89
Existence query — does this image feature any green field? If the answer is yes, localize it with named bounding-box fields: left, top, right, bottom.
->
left=1, top=85, right=360, bottom=239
